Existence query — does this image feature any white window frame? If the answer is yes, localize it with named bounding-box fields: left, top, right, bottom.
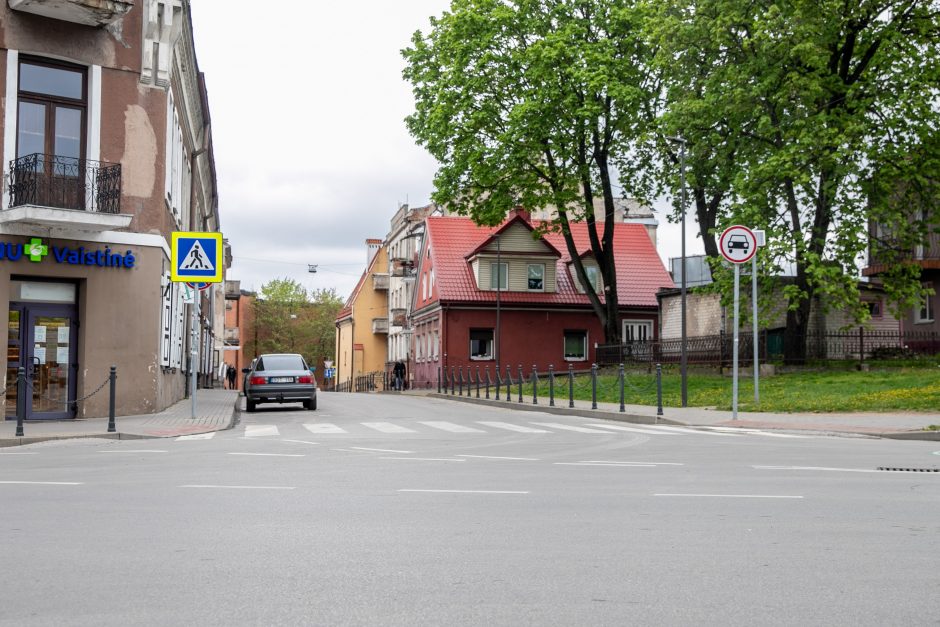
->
left=527, top=263, right=545, bottom=291
left=915, top=283, right=934, bottom=323
left=470, top=328, right=494, bottom=360
left=622, top=320, right=653, bottom=342
left=563, top=330, right=588, bottom=361
left=490, top=262, right=508, bottom=291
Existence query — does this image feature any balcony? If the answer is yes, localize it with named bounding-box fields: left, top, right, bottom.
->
left=372, top=318, right=389, bottom=334
left=8, top=0, right=133, bottom=27
left=372, top=273, right=389, bottom=290
left=223, top=327, right=240, bottom=345
left=390, top=260, right=415, bottom=277
left=4, top=154, right=131, bottom=231
left=390, top=308, right=407, bottom=327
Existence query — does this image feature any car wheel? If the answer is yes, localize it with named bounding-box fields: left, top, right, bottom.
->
left=246, top=398, right=256, bottom=413
left=306, top=396, right=317, bottom=411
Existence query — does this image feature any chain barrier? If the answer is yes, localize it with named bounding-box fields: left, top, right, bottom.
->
left=17, top=372, right=111, bottom=410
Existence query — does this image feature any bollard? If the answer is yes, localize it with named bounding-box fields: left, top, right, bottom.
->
left=548, top=364, right=555, bottom=407
left=15, top=367, right=25, bottom=437
left=505, top=365, right=513, bottom=401
left=568, top=363, right=574, bottom=409
left=591, top=363, right=598, bottom=410
left=108, top=365, right=117, bottom=433
left=437, top=367, right=441, bottom=394
left=476, top=366, right=481, bottom=398
left=450, top=367, right=456, bottom=395
left=619, top=363, right=625, bottom=413
left=485, top=367, right=490, bottom=400
left=458, top=366, right=464, bottom=396
left=517, top=364, right=523, bottom=403
left=495, top=366, right=501, bottom=401
left=656, top=363, right=664, bottom=419
left=532, top=365, right=538, bottom=405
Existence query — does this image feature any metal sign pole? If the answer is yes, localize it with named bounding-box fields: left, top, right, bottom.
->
left=191, top=291, right=199, bottom=420
left=732, top=263, right=740, bottom=420
left=752, top=254, right=759, bottom=404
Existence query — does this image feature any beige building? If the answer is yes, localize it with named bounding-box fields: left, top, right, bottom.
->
left=0, top=0, right=223, bottom=420
left=335, top=240, right=388, bottom=389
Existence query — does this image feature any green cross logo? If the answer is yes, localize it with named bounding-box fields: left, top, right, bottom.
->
left=26, top=238, right=48, bottom=262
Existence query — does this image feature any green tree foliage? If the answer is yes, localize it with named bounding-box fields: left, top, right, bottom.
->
left=251, top=279, right=343, bottom=370
left=652, top=0, right=940, bottom=360
left=403, top=0, right=660, bottom=343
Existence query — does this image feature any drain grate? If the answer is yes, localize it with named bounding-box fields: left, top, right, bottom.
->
left=877, top=466, right=940, bottom=472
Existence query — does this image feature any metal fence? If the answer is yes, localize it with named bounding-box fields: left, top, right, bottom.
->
left=331, top=372, right=380, bottom=393
left=596, top=329, right=940, bottom=366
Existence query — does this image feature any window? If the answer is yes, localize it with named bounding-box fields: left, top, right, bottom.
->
left=916, top=283, right=934, bottom=323
left=527, top=264, right=544, bottom=290
left=470, top=329, right=494, bottom=359
left=584, top=266, right=601, bottom=293
left=490, top=262, right=508, bottom=290
left=866, top=300, right=882, bottom=319
left=564, top=330, right=587, bottom=361
left=622, top=320, right=653, bottom=342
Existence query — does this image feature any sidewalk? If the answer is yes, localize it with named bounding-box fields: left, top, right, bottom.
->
left=414, top=390, right=940, bottom=441
left=0, top=388, right=239, bottom=447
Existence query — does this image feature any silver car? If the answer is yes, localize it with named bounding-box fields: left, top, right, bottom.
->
left=243, top=353, right=317, bottom=412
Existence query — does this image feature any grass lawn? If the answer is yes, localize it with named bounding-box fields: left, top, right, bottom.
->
left=563, top=365, right=940, bottom=413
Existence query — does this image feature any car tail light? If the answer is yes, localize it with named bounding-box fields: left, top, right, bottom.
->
left=249, top=376, right=266, bottom=385
left=298, top=376, right=312, bottom=384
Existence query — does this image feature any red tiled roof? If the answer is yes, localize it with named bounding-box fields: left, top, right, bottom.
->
left=422, top=216, right=674, bottom=308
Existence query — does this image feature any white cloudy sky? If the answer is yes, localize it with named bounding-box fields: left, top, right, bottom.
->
left=189, top=1, right=702, bottom=299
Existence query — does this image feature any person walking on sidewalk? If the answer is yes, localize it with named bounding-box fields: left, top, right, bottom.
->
left=393, top=361, right=405, bottom=391
left=226, top=365, right=237, bottom=390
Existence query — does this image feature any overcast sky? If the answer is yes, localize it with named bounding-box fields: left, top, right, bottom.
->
left=189, top=1, right=702, bottom=300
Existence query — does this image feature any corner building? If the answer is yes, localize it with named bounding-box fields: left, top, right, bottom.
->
left=0, top=0, right=223, bottom=420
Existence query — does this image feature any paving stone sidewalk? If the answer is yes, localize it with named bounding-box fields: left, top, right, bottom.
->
left=0, top=388, right=239, bottom=447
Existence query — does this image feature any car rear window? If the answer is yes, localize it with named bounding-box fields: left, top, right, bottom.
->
left=256, top=355, right=305, bottom=371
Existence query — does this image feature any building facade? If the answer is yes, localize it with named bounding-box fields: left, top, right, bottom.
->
left=335, top=240, right=388, bottom=389
left=0, top=0, right=223, bottom=420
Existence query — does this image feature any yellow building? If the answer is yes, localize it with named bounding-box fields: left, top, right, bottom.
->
left=335, top=240, right=389, bottom=390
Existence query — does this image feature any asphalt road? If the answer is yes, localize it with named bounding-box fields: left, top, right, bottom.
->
left=2, top=393, right=938, bottom=626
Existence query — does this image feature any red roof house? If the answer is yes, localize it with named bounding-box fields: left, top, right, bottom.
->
left=409, top=211, right=674, bottom=388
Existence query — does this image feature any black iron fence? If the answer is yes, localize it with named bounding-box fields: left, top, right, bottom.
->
left=596, top=330, right=940, bottom=366
left=9, top=153, right=122, bottom=214
left=331, top=372, right=379, bottom=393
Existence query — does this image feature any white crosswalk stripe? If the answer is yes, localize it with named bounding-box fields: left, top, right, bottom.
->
left=362, top=422, right=417, bottom=433
left=244, top=425, right=279, bottom=437
left=303, top=423, right=347, bottom=434
left=176, top=432, right=216, bottom=441
left=583, top=423, right=682, bottom=436
left=476, top=421, right=551, bottom=433
left=635, top=424, right=742, bottom=437
left=419, top=421, right=487, bottom=433
left=529, top=422, right=618, bottom=434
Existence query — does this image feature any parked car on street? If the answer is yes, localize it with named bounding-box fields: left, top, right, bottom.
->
left=243, top=353, right=317, bottom=412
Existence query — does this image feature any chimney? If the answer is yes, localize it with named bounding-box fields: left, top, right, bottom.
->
left=508, top=206, right=531, bottom=222
left=366, top=238, right=382, bottom=265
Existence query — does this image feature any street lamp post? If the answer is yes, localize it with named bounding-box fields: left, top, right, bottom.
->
left=494, top=233, right=501, bottom=368
left=668, top=136, right=689, bottom=407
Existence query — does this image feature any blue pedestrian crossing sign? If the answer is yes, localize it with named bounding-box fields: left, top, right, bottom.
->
left=171, top=231, right=223, bottom=283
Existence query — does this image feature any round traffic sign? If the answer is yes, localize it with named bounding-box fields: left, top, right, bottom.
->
left=719, top=225, right=757, bottom=264
left=186, top=281, right=212, bottom=291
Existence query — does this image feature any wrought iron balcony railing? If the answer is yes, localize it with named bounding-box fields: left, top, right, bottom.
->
left=8, top=153, right=122, bottom=214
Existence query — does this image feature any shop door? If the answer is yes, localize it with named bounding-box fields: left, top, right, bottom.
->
left=6, top=304, right=78, bottom=420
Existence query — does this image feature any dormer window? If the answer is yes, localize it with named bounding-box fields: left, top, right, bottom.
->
left=527, top=264, right=544, bottom=291
left=490, top=262, right=508, bottom=290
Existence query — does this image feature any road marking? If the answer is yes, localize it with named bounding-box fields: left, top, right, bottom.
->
left=228, top=452, right=305, bottom=457
left=303, top=423, right=347, bottom=434
left=476, top=421, right=550, bottom=433
left=0, top=451, right=38, bottom=455
left=398, top=489, right=529, bottom=494
left=419, top=421, right=486, bottom=433
left=98, top=450, right=168, bottom=454
left=0, top=481, right=83, bottom=485
left=244, top=425, right=279, bottom=437
left=583, top=460, right=684, bottom=465
left=350, top=447, right=414, bottom=454
left=556, top=462, right=658, bottom=467
left=361, top=422, right=416, bottom=433
left=380, top=457, right=466, bottom=462
left=180, top=484, right=295, bottom=490
left=176, top=433, right=216, bottom=441
left=282, top=439, right=320, bottom=445
left=530, top=422, right=616, bottom=434
left=703, top=427, right=810, bottom=438
left=754, top=465, right=883, bottom=474
left=637, top=425, right=741, bottom=437
left=654, top=493, right=803, bottom=499
left=457, top=454, right=540, bottom=461
left=583, top=423, right=681, bottom=435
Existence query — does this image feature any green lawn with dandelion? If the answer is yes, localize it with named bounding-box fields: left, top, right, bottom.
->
left=565, top=366, right=940, bottom=413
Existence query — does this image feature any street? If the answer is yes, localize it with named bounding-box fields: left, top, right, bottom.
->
left=2, top=393, right=938, bottom=626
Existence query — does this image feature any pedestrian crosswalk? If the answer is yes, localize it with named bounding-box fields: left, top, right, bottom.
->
left=176, top=420, right=810, bottom=441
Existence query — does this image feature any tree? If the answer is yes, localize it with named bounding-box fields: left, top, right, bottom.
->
left=250, top=279, right=343, bottom=369
left=652, top=0, right=940, bottom=361
left=403, top=0, right=660, bottom=343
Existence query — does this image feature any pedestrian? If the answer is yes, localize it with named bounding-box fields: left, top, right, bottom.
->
left=226, top=365, right=237, bottom=390
left=393, top=361, right=405, bottom=391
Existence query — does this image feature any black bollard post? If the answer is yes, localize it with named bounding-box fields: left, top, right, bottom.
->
left=517, top=364, right=523, bottom=403
left=437, top=367, right=441, bottom=394
left=548, top=364, right=555, bottom=407
left=656, top=363, right=664, bottom=419
left=108, top=365, right=117, bottom=433
left=458, top=366, right=464, bottom=396
left=568, top=363, right=574, bottom=409
left=450, top=367, right=456, bottom=395
left=619, top=363, right=625, bottom=413
left=476, top=366, right=481, bottom=398
left=591, top=363, right=598, bottom=410
left=506, top=365, right=513, bottom=401
left=15, top=367, right=25, bottom=437
left=485, top=367, right=490, bottom=400
left=532, top=365, right=538, bottom=405
left=495, top=366, right=501, bottom=401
